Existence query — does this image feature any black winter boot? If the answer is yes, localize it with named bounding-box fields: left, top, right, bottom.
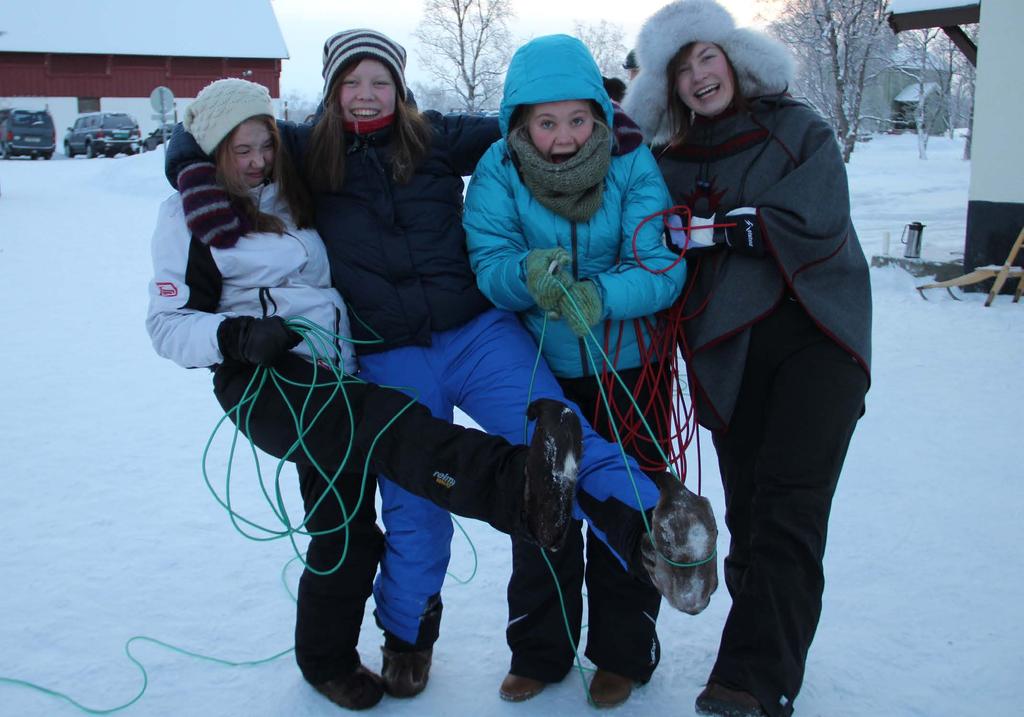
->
left=524, top=398, right=583, bottom=551
left=640, top=471, right=719, bottom=614
left=312, top=664, right=384, bottom=710
left=381, top=646, right=433, bottom=698
left=695, top=681, right=768, bottom=716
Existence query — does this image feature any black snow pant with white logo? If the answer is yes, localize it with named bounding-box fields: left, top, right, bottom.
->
left=505, top=366, right=665, bottom=684
left=213, top=352, right=534, bottom=685
left=708, top=297, right=868, bottom=717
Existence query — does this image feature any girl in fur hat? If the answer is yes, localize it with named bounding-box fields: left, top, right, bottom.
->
left=164, top=30, right=716, bottom=708
left=623, top=1, right=872, bottom=716
left=463, top=34, right=709, bottom=708
left=147, top=77, right=594, bottom=712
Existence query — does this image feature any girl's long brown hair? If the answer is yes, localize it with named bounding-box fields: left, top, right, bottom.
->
left=306, top=65, right=431, bottom=192
left=665, top=42, right=748, bottom=146
left=214, top=116, right=314, bottom=232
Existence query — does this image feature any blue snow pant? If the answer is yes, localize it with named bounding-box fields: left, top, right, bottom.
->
left=358, top=308, right=660, bottom=646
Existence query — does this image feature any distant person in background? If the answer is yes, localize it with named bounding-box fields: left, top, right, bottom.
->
left=623, top=49, right=640, bottom=80
left=602, top=76, right=627, bottom=102
left=624, top=1, right=872, bottom=715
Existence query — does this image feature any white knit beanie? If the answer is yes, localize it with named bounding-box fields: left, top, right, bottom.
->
left=322, top=28, right=408, bottom=101
left=184, top=78, right=275, bottom=155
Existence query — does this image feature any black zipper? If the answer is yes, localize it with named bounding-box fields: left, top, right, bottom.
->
left=333, top=306, right=343, bottom=368
left=571, top=222, right=588, bottom=377
left=258, top=287, right=277, bottom=317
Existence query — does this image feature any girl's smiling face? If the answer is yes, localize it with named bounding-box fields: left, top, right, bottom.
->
left=675, top=42, right=736, bottom=118
left=337, top=58, right=397, bottom=123
left=228, top=118, right=274, bottom=188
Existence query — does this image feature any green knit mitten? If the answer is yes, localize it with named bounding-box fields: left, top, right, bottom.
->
left=559, top=280, right=603, bottom=337
left=525, top=247, right=573, bottom=312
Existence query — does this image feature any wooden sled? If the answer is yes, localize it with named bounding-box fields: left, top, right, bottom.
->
left=917, top=226, right=1024, bottom=306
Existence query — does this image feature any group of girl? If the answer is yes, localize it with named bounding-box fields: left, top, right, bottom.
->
left=147, top=2, right=871, bottom=716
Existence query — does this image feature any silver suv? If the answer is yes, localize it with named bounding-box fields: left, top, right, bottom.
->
left=64, top=112, right=141, bottom=158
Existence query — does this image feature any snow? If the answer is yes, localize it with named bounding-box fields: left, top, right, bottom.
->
left=893, top=81, right=941, bottom=103
left=888, top=0, right=979, bottom=14
left=0, top=132, right=1021, bottom=716
left=0, top=0, right=288, bottom=59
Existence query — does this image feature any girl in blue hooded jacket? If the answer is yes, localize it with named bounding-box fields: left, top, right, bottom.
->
left=463, top=34, right=690, bottom=707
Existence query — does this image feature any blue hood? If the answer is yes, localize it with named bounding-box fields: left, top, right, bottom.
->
left=498, top=34, right=613, bottom=139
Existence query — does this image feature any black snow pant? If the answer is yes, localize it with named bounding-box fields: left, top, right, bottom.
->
left=212, top=353, right=535, bottom=685
left=505, top=366, right=666, bottom=684
left=707, top=297, right=868, bottom=717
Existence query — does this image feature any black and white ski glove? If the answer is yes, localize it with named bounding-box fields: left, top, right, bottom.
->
left=217, top=316, right=301, bottom=367
left=722, top=208, right=765, bottom=258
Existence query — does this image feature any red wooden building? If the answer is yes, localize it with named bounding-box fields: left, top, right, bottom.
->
left=0, top=0, right=288, bottom=137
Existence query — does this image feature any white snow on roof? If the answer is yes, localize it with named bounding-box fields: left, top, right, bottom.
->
left=0, top=0, right=289, bottom=59
left=895, top=81, right=941, bottom=102
left=888, top=0, right=979, bottom=14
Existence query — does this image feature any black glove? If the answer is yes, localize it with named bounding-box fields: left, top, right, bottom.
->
left=722, top=208, right=764, bottom=257
left=217, top=316, right=301, bottom=367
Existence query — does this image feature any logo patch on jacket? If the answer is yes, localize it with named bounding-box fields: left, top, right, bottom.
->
left=156, top=281, right=178, bottom=297
left=432, top=471, right=456, bottom=489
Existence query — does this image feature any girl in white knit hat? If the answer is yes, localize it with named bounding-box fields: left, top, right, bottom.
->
left=164, top=29, right=715, bottom=707
left=624, top=2, right=872, bottom=716
left=146, top=77, right=591, bottom=712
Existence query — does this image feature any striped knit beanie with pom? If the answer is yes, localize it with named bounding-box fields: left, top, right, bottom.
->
left=184, top=78, right=274, bottom=155
left=322, top=29, right=408, bottom=101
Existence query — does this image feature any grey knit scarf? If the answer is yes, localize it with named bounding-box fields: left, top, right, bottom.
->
left=508, top=122, right=611, bottom=223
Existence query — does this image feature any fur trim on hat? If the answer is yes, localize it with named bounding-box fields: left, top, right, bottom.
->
left=322, top=28, right=408, bottom=102
left=184, top=78, right=275, bottom=155
left=622, top=0, right=795, bottom=144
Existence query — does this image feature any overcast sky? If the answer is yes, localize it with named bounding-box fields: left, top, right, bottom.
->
left=271, top=0, right=766, bottom=99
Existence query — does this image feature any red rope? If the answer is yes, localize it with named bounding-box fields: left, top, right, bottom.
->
left=591, top=204, right=739, bottom=495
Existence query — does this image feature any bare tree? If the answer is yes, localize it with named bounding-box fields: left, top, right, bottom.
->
left=409, top=81, right=462, bottom=113
left=280, top=90, right=319, bottom=123
left=573, top=20, right=628, bottom=80
left=764, top=0, right=893, bottom=162
left=944, top=23, right=978, bottom=160
left=413, top=0, right=514, bottom=112
left=895, top=27, right=943, bottom=159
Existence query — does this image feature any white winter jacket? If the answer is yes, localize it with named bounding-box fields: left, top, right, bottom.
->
left=146, top=182, right=357, bottom=372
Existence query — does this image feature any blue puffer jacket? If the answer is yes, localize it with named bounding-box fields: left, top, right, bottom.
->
left=463, top=34, right=685, bottom=378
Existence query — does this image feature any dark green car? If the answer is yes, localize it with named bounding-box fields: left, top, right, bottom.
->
left=0, top=109, right=56, bottom=160
left=64, top=112, right=141, bottom=158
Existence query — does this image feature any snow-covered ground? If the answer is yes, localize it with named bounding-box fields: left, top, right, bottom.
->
left=0, top=133, right=1019, bottom=716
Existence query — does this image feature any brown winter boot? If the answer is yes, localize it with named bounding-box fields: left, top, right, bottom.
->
left=312, top=664, right=384, bottom=710
left=499, top=672, right=546, bottom=702
left=523, top=398, right=582, bottom=551
left=695, top=681, right=767, bottom=716
left=588, top=668, right=635, bottom=708
left=380, top=646, right=432, bottom=698
left=640, top=471, right=719, bottom=614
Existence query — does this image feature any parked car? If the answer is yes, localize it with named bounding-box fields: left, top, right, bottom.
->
left=142, top=123, right=176, bottom=152
left=0, top=108, right=56, bottom=159
left=64, top=112, right=142, bottom=158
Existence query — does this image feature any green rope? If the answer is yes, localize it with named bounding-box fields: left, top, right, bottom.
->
left=0, top=299, right=711, bottom=713
left=554, top=280, right=716, bottom=570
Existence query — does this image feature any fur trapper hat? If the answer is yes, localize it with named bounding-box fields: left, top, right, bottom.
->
left=622, top=0, right=795, bottom=144
left=322, top=28, right=408, bottom=102
left=184, top=78, right=275, bottom=155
